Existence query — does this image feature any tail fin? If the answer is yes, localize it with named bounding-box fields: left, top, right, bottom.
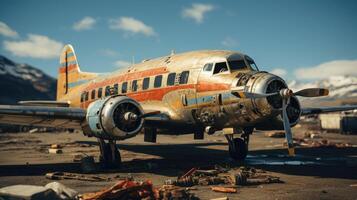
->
left=57, top=44, right=97, bottom=100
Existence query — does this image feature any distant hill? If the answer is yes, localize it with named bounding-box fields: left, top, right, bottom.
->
left=288, top=76, right=357, bottom=107
left=0, top=55, right=56, bottom=104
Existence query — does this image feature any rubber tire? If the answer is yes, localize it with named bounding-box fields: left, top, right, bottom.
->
left=100, top=143, right=121, bottom=168
left=229, top=138, right=248, bottom=160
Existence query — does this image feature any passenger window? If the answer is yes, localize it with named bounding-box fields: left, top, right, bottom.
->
left=98, top=88, right=103, bottom=98
left=143, top=77, right=150, bottom=90
left=203, top=63, right=213, bottom=71
left=85, top=92, right=89, bottom=101
left=113, top=84, right=119, bottom=95
left=91, top=90, right=96, bottom=99
left=213, top=62, right=228, bottom=74
left=105, top=86, right=111, bottom=96
left=179, top=71, right=189, bottom=84
left=167, top=73, right=176, bottom=86
left=80, top=93, right=85, bottom=102
left=154, top=75, right=162, bottom=88
left=122, top=82, right=128, bottom=93
left=132, top=80, right=138, bottom=92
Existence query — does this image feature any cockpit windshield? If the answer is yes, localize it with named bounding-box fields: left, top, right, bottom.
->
left=245, top=56, right=259, bottom=71
left=228, top=60, right=247, bottom=70
left=228, top=56, right=259, bottom=72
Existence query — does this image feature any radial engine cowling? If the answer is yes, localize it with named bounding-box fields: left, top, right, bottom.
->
left=83, top=95, right=144, bottom=140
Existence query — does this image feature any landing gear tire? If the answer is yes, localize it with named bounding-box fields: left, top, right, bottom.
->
left=228, top=138, right=248, bottom=160
left=98, top=139, right=121, bottom=168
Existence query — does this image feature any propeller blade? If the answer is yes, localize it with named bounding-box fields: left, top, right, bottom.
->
left=139, top=111, right=161, bottom=118
left=282, top=98, right=295, bottom=156
left=294, top=88, right=329, bottom=97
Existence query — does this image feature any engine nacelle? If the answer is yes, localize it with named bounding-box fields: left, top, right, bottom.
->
left=83, top=95, right=144, bottom=140
left=255, top=96, right=302, bottom=130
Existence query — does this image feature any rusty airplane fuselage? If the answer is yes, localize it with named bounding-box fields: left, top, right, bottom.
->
left=57, top=50, right=287, bottom=134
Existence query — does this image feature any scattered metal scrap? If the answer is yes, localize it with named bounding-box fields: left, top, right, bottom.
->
left=46, top=172, right=110, bottom=182
left=291, top=138, right=353, bottom=148
left=165, top=165, right=282, bottom=190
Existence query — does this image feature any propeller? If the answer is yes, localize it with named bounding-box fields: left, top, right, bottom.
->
left=232, top=87, right=329, bottom=156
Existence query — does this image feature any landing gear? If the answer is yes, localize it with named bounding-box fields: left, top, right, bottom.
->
left=98, top=139, right=121, bottom=168
left=225, top=127, right=253, bottom=160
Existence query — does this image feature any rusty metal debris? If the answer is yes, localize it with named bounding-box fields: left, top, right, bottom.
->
left=79, top=180, right=157, bottom=200
left=291, top=138, right=353, bottom=148
left=210, top=186, right=237, bottom=193
left=46, top=172, right=109, bottom=182
left=158, top=184, right=199, bottom=200
left=165, top=167, right=232, bottom=187
left=265, top=131, right=285, bottom=138
left=234, top=166, right=282, bottom=186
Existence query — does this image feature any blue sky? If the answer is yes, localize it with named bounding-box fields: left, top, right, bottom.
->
left=0, top=0, right=357, bottom=81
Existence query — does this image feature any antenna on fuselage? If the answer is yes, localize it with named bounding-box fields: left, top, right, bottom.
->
left=132, top=56, right=135, bottom=65
left=171, top=50, right=175, bottom=55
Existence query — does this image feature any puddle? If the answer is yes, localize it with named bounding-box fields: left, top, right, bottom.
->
left=244, top=154, right=350, bottom=166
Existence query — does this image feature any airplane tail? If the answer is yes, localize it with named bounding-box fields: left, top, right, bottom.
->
left=57, top=44, right=97, bottom=100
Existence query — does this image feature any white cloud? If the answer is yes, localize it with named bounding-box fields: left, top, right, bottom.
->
left=100, top=49, right=120, bottom=57
left=109, top=17, right=156, bottom=37
left=182, top=3, right=214, bottom=23
left=221, top=37, right=238, bottom=47
left=0, top=21, right=18, bottom=38
left=271, top=68, right=287, bottom=77
left=114, top=60, right=132, bottom=68
left=4, top=34, right=63, bottom=59
left=73, top=16, right=96, bottom=31
left=294, top=60, right=357, bottom=80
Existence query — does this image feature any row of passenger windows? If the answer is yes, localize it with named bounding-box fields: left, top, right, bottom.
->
left=80, top=71, right=190, bottom=102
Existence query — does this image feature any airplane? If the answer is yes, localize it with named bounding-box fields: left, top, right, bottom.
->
left=0, top=44, right=356, bottom=167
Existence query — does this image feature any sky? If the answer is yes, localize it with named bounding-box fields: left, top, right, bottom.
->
left=0, top=0, right=357, bottom=81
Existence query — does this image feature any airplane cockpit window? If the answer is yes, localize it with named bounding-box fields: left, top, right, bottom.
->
left=203, top=63, right=213, bottom=71
left=228, top=60, right=247, bottom=71
left=213, top=62, right=228, bottom=74
left=179, top=71, right=189, bottom=84
left=245, top=56, right=259, bottom=71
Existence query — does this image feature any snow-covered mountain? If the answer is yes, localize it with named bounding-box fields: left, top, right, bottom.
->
left=288, top=76, right=357, bottom=106
left=0, top=55, right=56, bottom=104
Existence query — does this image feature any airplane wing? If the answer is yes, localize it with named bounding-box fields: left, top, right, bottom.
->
left=301, top=105, right=357, bottom=115
left=0, top=105, right=86, bottom=129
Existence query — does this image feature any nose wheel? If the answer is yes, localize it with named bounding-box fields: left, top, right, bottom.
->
left=225, top=127, right=252, bottom=160
left=98, top=139, right=121, bottom=168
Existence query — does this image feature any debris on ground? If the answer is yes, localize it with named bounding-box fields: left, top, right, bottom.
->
left=46, top=172, right=109, bottom=182
left=79, top=180, right=157, bottom=200
left=211, top=186, right=237, bottom=193
left=304, top=131, right=322, bottom=139
left=157, top=184, right=199, bottom=200
left=48, top=143, right=63, bottom=154
left=49, top=148, right=63, bottom=154
left=265, top=131, right=285, bottom=138
left=291, top=138, right=353, bottom=148
left=0, top=183, right=75, bottom=200
left=80, top=156, right=97, bottom=173
left=45, top=182, right=79, bottom=199
left=165, top=166, right=232, bottom=187
left=210, top=197, right=229, bottom=200
left=234, top=166, right=283, bottom=185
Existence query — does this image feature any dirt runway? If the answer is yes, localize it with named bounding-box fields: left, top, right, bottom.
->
left=0, top=127, right=356, bottom=200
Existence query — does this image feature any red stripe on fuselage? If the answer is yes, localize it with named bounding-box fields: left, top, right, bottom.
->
left=197, top=81, right=230, bottom=92
left=58, top=64, right=78, bottom=73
